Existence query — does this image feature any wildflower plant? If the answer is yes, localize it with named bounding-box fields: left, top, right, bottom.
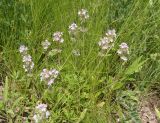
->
left=117, top=42, right=129, bottom=61
left=78, top=9, right=89, bottom=21
left=40, top=68, right=59, bottom=86
left=53, top=32, right=64, bottom=43
left=98, top=29, right=116, bottom=56
left=69, top=22, right=79, bottom=41
left=105, top=29, right=116, bottom=39
left=68, top=23, right=81, bottom=57
left=22, top=54, right=34, bottom=72
left=3, top=1, right=156, bottom=123
left=78, top=9, right=89, bottom=32
left=98, top=37, right=111, bottom=50
left=19, top=45, right=34, bottom=74
left=19, top=45, right=28, bottom=54
left=41, top=39, right=51, bottom=51
left=52, top=31, right=64, bottom=64
left=33, top=103, right=50, bottom=123
left=69, top=23, right=78, bottom=34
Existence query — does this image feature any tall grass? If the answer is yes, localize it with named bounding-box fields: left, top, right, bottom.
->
left=0, top=0, right=160, bottom=122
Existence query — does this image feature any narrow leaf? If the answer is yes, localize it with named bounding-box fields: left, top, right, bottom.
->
left=76, top=109, right=87, bottom=123
left=4, top=76, right=9, bottom=103
left=125, top=56, right=146, bottom=75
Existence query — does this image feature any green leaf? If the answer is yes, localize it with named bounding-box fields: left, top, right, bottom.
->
left=48, top=49, right=61, bottom=57
left=112, top=82, right=124, bottom=91
left=125, top=56, right=146, bottom=75
left=155, top=108, right=160, bottom=119
left=4, top=76, right=9, bottom=103
left=7, top=109, right=15, bottom=117
left=12, top=96, right=24, bottom=109
left=0, top=101, right=4, bottom=110
left=62, top=108, right=70, bottom=119
left=76, top=109, right=87, bottom=123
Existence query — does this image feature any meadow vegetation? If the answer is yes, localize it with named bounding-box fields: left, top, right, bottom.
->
left=0, top=0, right=160, bottom=122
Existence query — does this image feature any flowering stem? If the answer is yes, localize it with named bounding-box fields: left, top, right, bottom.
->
left=58, top=43, right=61, bottom=65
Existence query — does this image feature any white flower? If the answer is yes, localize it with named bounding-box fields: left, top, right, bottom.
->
left=119, top=42, right=129, bottom=49
left=23, top=55, right=32, bottom=62
left=33, top=114, right=41, bottom=123
left=40, top=69, right=50, bottom=80
left=40, top=68, right=59, bottom=86
left=30, top=62, right=34, bottom=69
left=47, top=79, right=55, bottom=86
left=117, top=43, right=129, bottom=55
left=98, top=37, right=110, bottom=50
left=19, top=45, right=28, bottom=54
left=69, top=23, right=78, bottom=32
left=42, top=40, right=51, bottom=50
left=117, top=50, right=122, bottom=55
left=22, top=55, right=34, bottom=72
left=53, top=32, right=64, bottom=43
left=49, top=69, right=59, bottom=78
left=120, top=56, right=128, bottom=61
left=78, top=9, right=89, bottom=20
left=98, top=29, right=116, bottom=50
left=117, top=42, right=129, bottom=61
left=34, top=103, right=50, bottom=123
left=19, top=45, right=34, bottom=73
left=36, top=104, right=47, bottom=112
left=46, top=111, right=50, bottom=118
left=106, top=29, right=116, bottom=39
left=23, top=61, right=34, bottom=72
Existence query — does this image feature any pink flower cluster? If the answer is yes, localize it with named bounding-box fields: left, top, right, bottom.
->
left=33, top=103, right=50, bottom=123
left=98, top=29, right=116, bottom=50
left=40, top=68, right=59, bottom=86
left=41, top=40, right=51, bottom=51
left=53, top=32, right=64, bottom=43
left=78, top=9, right=89, bottom=21
left=19, top=45, right=34, bottom=73
left=69, top=23, right=78, bottom=33
left=117, top=42, right=129, bottom=61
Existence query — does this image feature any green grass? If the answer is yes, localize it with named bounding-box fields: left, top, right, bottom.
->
left=0, top=0, right=160, bottom=122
